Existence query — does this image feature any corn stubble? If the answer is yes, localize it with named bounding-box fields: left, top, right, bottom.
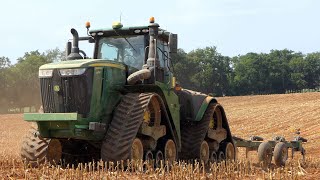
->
left=0, top=158, right=319, bottom=179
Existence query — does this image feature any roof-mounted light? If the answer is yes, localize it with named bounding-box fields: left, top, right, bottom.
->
left=112, top=22, right=123, bottom=29
left=85, top=21, right=91, bottom=28
left=149, top=16, right=155, bottom=23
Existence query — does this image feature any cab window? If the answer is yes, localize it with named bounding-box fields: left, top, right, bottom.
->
left=97, top=35, right=145, bottom=70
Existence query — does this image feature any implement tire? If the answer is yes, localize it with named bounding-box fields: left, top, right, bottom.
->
left=258, top=142, right=272, bottom=167
left=273, top=142, right=288, bottom=167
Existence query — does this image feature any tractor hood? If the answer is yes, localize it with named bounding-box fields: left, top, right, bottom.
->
left=39, top=59, right=126, bottom=70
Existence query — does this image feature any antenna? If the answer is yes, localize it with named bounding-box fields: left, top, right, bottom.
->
left=120, top=12, right=122, bottom=23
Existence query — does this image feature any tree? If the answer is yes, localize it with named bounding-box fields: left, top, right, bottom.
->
left=289, top=57, right=307, bottom=89
left=304, top=52, right=320, bottom=88
left=172, top=48, right=195, bottom=89
left=2, top=49, right=64, bottom=109
left=173, top=46, right=232, bottom=96
left=232, top=53, right=268, bottom=94
left=0, top=57, right=11, bottom=112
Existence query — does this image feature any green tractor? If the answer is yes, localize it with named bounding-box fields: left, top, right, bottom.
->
left=21, top=17, right=235, bottom=166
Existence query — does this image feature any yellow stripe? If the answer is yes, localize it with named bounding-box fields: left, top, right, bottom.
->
left=89, top=63, right=126, bottom=70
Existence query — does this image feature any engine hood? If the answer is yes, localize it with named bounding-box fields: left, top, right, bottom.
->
left=39, top=59, right=126, bottom=70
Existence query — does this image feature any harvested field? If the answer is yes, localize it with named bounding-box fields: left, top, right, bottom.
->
left=217, top=92, right=320, bottom=158
left=0, top=92, right=319, bottom=179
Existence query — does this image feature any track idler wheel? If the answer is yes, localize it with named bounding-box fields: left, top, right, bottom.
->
left=164, top=139, right=177, bottom=165
left=258, top=142, right=273, bottom=167
left=200, top=141, right=210, bottom=164
left=273, top=142, right=288, bottom=167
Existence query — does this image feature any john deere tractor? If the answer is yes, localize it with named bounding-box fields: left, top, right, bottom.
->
left=21, top=17, right=235, bottom=166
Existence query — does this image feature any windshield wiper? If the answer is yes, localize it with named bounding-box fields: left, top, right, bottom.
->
left=113, top=29, right=137, bottom=53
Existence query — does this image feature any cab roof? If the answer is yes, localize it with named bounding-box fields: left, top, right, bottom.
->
left=89, top=25, right=171, bottom=41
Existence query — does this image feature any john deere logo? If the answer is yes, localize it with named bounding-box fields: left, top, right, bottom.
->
left=53, top=85, right=60, bottom=92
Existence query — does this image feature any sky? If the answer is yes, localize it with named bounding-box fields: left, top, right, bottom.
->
left=1, top=0, right=319, bottom=64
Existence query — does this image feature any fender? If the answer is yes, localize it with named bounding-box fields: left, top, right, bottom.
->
left=195, top=97, right=234, bottom=143
left=194, top=96, right=217, bottom=121
left=196, top=98, right=235, bottom=156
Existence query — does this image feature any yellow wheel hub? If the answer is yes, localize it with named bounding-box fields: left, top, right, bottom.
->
left=143, top=110, right=151, bottom=124
left=209, top=116, right=215, bottom=129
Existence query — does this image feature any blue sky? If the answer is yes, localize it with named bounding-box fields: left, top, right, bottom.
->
left=1, top=0, right=319, bottom=64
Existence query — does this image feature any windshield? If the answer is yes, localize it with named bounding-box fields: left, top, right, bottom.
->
left=97, top=35, right=145, bottom=69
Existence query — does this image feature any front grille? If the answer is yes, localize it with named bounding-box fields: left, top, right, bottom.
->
left=40, top=78, right=55, bottom=113
left=40, top=68, right=93, bottom=117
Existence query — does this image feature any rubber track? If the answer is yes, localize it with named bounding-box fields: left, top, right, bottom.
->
left=101, top=93, right=152, bottom=162
left=20, top=127, right=50, bottom=167
left=179, top=103, right=214, bottom=159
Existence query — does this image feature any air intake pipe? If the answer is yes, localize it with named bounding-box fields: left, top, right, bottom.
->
left=127, top=17, right=159, bottom=85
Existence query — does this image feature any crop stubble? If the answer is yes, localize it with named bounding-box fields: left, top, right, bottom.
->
left=0, top=92, right=319, bottom=178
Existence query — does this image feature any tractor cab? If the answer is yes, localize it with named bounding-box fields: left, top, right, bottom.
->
left=66, top=19, right=178, bottom=85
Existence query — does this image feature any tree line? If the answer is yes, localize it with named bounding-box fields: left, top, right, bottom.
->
left=173, top=47, right=320, bottom=96
left=0, top=46, right=319, bottom=112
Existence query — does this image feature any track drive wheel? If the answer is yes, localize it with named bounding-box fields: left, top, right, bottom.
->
left=258, top=142, right=273, bottom=167
left=20, top=127, right=62, bottom=167
left=164, top=139, right=177, bottom=164
left=273, top=142, right=288, bottom=167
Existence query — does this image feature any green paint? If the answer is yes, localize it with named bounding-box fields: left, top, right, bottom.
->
left=75, top=125, right=89, bottom=129
left=99, top=66, right=125, bottom=125
left=155, top=81, right=181, bottom=146
left=39, top=59, right=126, bottom=70
left=89, top=67, right=103, bottom=120
left=24, top=113, right=78, bottom=121
left=195, top=96, right=214, bottom=121
left=31, top=59, right=127, bottom=141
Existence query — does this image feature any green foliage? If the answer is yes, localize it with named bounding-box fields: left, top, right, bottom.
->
left=0, top=49, right=64, bottom=112
left=173, top=48, right=320, bottom=96
left=172, top=47, right=232, bottom=96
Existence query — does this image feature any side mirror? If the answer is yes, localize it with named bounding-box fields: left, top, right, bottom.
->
left=88, top=37, right=95, bottom=43
left=169, top=33, right=178, bottom=53
left=66, top=42, right=71, bottom=57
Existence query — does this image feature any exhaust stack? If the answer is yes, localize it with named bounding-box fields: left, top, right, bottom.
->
left=67, top=28, right=83, bottom=60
